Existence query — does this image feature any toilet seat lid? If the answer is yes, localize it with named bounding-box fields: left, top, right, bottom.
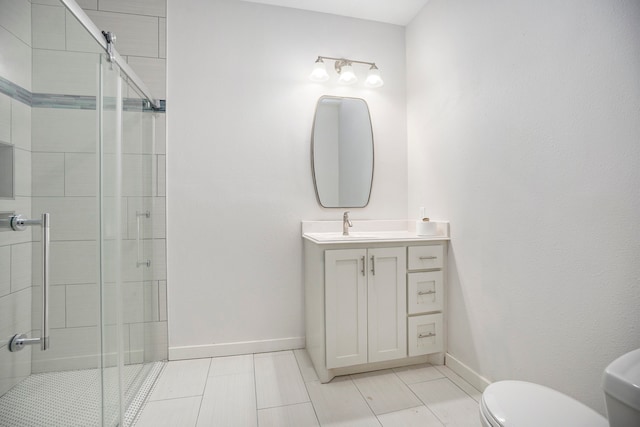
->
left=481, top=381, right=608, bottom=427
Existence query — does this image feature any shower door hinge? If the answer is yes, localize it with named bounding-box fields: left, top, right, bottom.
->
left=102, top=31, right=116, bottom=63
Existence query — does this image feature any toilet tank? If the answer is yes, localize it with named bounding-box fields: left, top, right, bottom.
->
left=602, top=348, right=640, bottom=427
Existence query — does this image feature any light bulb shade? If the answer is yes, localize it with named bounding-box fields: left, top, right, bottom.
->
left=338, top=65, right=358, bottom=85
left=364, top=67, right=384, bottom=88
left=309, top=61, right=330, bottom=82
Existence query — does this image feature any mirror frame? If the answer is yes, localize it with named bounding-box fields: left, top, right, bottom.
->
left=310, top=95, right=375, bottom=208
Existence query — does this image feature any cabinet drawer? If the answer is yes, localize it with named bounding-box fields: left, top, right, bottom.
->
left=408, top=245, right=444, bottom=270
left=408, top=313, right=443, bottom=357
left=408, top=271, right=443, bottom=315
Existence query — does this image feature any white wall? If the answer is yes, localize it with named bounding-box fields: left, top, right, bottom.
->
left=407, top=0, right=640, bottom=413
left=167, top=0, right=407, bottom=358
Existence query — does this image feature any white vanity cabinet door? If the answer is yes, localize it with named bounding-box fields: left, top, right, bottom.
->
left=367, top=247, right=407, bottom=363
left=407, top=271, right=443, bottom=315
left=325, top=249, right=368, bottom=369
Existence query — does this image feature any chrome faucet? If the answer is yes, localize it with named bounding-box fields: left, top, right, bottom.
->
left=342, top=211, right=353, bottom=236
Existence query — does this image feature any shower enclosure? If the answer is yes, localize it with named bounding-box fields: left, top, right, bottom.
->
left=0, top=1, right=167, bottom=425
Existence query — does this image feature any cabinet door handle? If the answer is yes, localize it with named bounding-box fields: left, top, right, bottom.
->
left=419, top=332, right=436, bottom=339
left=361, top=256, right=365, bottom=276
left=418, top=290, right=436, bottom=296
left=370, top=255, right=375, bottom=275
left=420, top=256, right=437, bottom=260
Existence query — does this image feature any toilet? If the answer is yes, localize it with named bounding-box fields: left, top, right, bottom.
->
left=479, top=348, right=640, bottom=427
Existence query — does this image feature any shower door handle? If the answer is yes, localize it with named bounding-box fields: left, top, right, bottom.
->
left=6, top=213, right=50, bottom=351
left=136, top=211, right=151, bottom=268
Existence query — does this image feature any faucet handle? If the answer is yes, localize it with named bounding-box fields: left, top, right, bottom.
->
left=343, top=211, right=350, bottom=219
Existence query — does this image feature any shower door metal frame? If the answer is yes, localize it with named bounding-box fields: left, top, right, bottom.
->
left=59, top=0, right=161, bottom=110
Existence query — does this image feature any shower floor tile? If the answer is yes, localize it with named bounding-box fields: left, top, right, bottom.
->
left=0, top=362, right=163, bottom=427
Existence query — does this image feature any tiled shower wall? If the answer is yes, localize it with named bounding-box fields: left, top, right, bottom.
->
left=0, top=0, right=167, bottom=385
left=0, top=0, right=33, bottom=396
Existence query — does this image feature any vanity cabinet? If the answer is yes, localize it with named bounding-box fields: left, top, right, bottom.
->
left=303, top=233, right=448, bottom=383
left=325, top=247, right=406, bottom=368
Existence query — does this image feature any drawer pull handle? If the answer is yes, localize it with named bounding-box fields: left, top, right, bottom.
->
left=361, top=256, right=365, bottom=276
left=418, top=290, right=436, bottom=296
left=419, top=332, right=436, bottom=339
left=419, top=256, right=437, bottom=260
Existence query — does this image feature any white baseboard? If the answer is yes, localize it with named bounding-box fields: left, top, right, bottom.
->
left=445, top=352, right=491, bottom=392
left=168, top=337, right=305, bottom=360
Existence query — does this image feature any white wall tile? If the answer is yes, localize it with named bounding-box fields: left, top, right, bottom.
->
left=127, top=323, right=143, bottom=364
left=122, top=154, right=153, bottom=196
left=32, top=153, right=65, bottom=196
left=13, top=148, right=30, bottom=197
left=122, top=281, right=144, bottom=324
left=98, top=0, right=166, bottom=17
left=32, top=284, right=66, bottom=329
left=85, top=10, right=159, bottom=57
left=32, top=240, right=97, bottom=285
left=158, top=280, right=167, bottom=321
left=0, top=94, right=10, bottom=143
left=31, top=326, right=100, bottom=373
left=155, top=113, right=166, bottom=154
left=76, top=0, right=98, bottom=10
left=0, top=26, right=32, bottom=91
left=32, top=4, right=66, bottom=50
left=31, top=0, right=62, bottom=6
left=377, top=406, right=444, bottom=427
left=143, top=281, right=159, bottom=322
left=11, top=99, right=31, bottom=151
left=32, top=197, right=97, bottom=241
left=0, top=288, right=31, bottom=348
left=0, top=343, right=31, bottom=396
left=33, top=49, right=100, bottom=96
left=254, top=351, right=309, bottom=409
left=10, top=242, right=31, bottom=292
left=0, top=197, right=31, bottom=245
left=159, top=18, right=166, bottom=59
left=64, top=9, right=104, bottom=54
left=136, top=396, right=201, bottom=427
left=152, top=197, right=166, bottom=238
left=143, top=320, right=167, bottom=362
left=257, top=402, right=319, bottom=427
left=0, top=246, right=10, bottom=297
left=64, top=153, right=97, bottom=196
left=156, top=154, right=165, bottom=196
left=126, top=196, right=163, bottom=239
left=409, top=378, right=481, bottom=426
left=127, top=57, right=166, bottom=99
left=197, top=372, right=257, bottom=427
left=0, top=0, right=32, bottom=46
left=32, top=108, right=97, bottom=153
left=150, top=238, right=166, bottom=281
left=149, top=358, right=210, bottom=401
left=66, top=284, right=99, bottom=328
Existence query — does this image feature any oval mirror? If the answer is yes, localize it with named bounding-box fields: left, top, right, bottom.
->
left=311, top=96, right=374, bottom=208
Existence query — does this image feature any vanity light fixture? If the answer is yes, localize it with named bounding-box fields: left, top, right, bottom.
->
left=309, top=56, right=384, bottom=88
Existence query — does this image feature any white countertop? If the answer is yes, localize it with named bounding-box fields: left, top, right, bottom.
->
left=301, top=220, right=450, bottom=244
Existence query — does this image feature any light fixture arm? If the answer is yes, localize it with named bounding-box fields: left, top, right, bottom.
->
left=316, top=56, right=378, bottom=73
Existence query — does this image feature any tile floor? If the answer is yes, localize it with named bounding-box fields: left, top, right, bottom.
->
left=134, top=350, right=482, bottom=426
